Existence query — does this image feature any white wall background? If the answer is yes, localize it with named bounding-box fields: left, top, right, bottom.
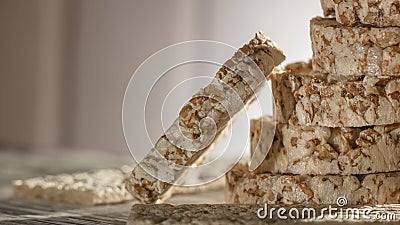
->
left=0, top=0, right=323, bottom=156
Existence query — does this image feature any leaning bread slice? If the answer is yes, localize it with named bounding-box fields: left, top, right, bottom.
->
left=226, top=164, right=400, bottom=205
left=311, top=17, right=400, bottom=78
left=126, top=32, right=285, bottom=203
left=272, top=62, right=400, bottom=127
left=327, top=0, right=400, bottom=27
left=251, top=116, right=400, bottom=175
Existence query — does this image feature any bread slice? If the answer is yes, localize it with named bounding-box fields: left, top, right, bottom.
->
left=251, top=116, right=400, bottom=175
left=311, top=17, right=400, bottom=77
left=13, top=167, right=134, bottom=205
left=272, top=62, right=400, bottom=127
left=226, top=164, right=400, bottom=205
left=126, top=32, right=285, bottom=203
left=327, top=0, right=400, bottom=27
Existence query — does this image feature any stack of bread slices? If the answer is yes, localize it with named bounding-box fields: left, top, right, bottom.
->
left=226, top=0, right=400, bottom=205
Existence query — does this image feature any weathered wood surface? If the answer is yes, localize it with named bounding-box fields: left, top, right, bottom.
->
left=128, top=204, right=400, bottom=225
left=0, top=198, right=131, bottom=224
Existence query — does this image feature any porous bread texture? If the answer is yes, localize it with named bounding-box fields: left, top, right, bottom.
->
left=321, top=0, right=336, bottom=17
left=226, top=164, right=400, bottom=205
left=251, top=116, right=400, bottom=175
left=272, top=62, right=400, bottom=127
left=333, top=0, right=400, bottom=27
left=311, top=17, right=400, bottom=78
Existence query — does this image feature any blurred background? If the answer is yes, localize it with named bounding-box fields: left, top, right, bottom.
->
left=0, top=0, right=322, bottom=155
